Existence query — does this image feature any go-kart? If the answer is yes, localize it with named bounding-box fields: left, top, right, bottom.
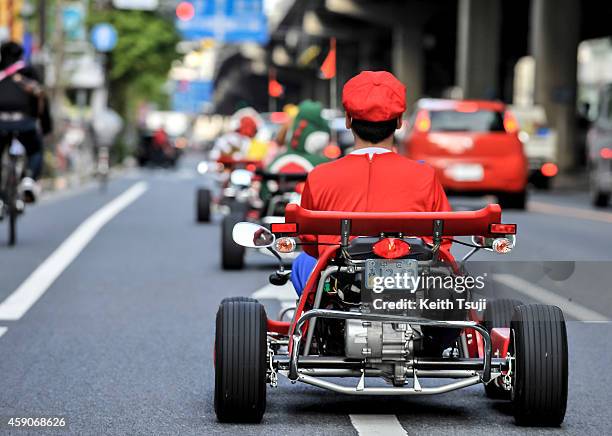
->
left=220, top=169, right=308, bottom=270
left=214, top=204, right=568, bottom=426
left=195, top=157, right=261, bottom=223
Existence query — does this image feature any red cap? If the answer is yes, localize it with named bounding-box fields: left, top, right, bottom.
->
left=238, top=116, right=258, bottom=138
left=342, top=71, right=406, bottom=122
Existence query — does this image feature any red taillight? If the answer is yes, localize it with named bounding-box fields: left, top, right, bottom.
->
left=540, top=162, right=558, bottom=177
left=415, top=111, right=431, bottom=133
left=373, top=238, right=410, bottom=259
left=490, top=223, right=517, bottom=235
left=246, top=163, right=257, bottom=172
left=271, top=223, right=298, bottom=234
left=503, top=111, right=519, bottom=134
left=600, top=147, right=612, bottom=160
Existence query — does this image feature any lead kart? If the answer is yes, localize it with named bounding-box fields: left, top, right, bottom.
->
left=214, top=204, right=568, bottom=426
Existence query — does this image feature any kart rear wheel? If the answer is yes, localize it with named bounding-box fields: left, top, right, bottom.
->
left=483, top=299, right=523, bottom=399
left=592, top=191, right=609, bottom=208
left=196, top=188, right=211, bottom=222
left=221, top=213, right=245, bottom=270
left=498, top=190, right=527, bottom=210
left=214, top=301, right=267, bottom=423
left=511, top=304, right=568, bottom=426
left=220, top=296, right=257, bottom=304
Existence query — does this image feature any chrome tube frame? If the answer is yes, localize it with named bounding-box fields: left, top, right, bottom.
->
left=289, top=309, right=493, bottom=384
left=303, top=266, right=362, bottom=354
left=281, top=372, right=485, bottom=396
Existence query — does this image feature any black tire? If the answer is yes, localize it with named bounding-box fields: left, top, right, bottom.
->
left=227, top=199, right=250, bottom=215
left=511, top=304, right=568, bottom=426
left=221, top=213, right=245, bottom=270
left=220, top=296, right=258, bottom=304
left=532, top=175, right=551, bottom=190
left=214, top=301, right=267, bottom=423
left=483, top=298, right=523, bottom=332
left=592, top=191, right=609, bottom=208
left=196, top=188, right=211, bottom=223
left=483, top=299, right=523, bottom=399
left=498, top=191, right=527, bottom=210
left=6, top=162, right=18, bottom=246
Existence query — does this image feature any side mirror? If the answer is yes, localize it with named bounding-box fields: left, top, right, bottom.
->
left=232, top=222, right=275, bottom=248
left=230, top=169, right=253, bottom=187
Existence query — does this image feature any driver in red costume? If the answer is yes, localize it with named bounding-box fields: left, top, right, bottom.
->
left=291, top=71, right=451, bottom=295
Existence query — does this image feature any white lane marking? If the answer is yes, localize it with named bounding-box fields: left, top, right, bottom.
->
left=349, top=415, right=408, bottom=436
left=492, top=274, right=610, bottom=322
left=252, top=282, right=297, bottom=314
left=0, top=327, right=7, bottom=338
left=529, top=201, right=612, bottom=224
left=0, top=182, right=149, bottom=321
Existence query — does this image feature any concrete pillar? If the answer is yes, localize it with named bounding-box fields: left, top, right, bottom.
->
left=530, top=0, right=580, bottom=170
left=392, top=24, right=423, bottom=110
left=455, top=0, right=501, bottom=99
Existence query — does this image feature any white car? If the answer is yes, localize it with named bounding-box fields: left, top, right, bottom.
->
left=509, top=104, right=558, bottom=189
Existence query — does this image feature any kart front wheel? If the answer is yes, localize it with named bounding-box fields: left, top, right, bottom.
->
left=483, top=298, right=523, bottom=399
left=196, top=188, right=211, bottom=222
left=214, top=300, right=267, bottom=423
left=511, top=304, right=568, bottom=426
left=221, top=213, right=245, bottom=270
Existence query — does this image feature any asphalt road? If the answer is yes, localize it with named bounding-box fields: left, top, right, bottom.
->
left=1, top=157, right=611, bottom=435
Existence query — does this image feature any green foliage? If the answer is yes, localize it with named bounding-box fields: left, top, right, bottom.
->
left=88, top=10, right=180, bottom=119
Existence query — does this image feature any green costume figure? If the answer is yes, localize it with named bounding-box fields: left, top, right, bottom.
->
left=267, top=100, right=331, bottom=174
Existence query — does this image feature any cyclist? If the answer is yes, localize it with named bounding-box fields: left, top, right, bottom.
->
left=0, top=41, right=52, bottom=203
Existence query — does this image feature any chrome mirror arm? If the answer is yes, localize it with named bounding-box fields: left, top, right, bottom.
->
left=461, top=246, right=480, bottom=263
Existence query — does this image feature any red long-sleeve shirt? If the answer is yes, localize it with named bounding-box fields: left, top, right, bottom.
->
left=299, top=151, right=451, bottom=257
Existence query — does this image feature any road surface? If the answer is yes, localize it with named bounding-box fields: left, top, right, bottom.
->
left=1, top=157, right=611, bottom=435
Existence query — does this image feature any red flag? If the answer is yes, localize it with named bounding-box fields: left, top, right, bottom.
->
left=268, top=69, right=284, bottom=97
left=320, top=37, right=336, bottom=79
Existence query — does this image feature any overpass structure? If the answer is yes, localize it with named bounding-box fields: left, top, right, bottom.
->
left=212, top=0, right=612, bottom=170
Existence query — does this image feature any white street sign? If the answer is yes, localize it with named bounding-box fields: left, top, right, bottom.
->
left=112, top=0, right=159, bottom=10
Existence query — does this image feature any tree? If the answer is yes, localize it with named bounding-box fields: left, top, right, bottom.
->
left=89, top=9, right=180, bottom=119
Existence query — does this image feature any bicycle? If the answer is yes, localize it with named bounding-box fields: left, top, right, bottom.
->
left=0, top=132, right=26, bottom=246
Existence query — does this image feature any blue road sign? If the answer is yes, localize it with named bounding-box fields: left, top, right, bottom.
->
left=176, top=0, right=268, bottom=44
left=91, top=23, right=118, bottom=52
left=171, top=80, right=213, bottom=114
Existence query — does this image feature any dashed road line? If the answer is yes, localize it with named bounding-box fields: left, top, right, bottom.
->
left=529, top=201, right=612, bottom=224
left=349, top=414, right=408, bottom=436
left=0, top=327, right=7, bottom=338
left=492, top=273, right=610, bottom=322
left=0, top=182, right=149, bottom=321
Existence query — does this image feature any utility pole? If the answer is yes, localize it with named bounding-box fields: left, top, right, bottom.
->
left=38, top=0, right=46, bottom=48
left=50, top=0, right=66, bottom=133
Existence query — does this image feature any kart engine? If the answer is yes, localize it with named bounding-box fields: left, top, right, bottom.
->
left=345, top=320, right=417, bottom=386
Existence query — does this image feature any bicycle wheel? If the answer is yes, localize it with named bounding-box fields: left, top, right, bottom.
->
left=6, top=157, right=18, bottom=246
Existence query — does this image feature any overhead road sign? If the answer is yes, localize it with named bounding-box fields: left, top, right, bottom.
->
left=176, top=0, right=268, bottom=44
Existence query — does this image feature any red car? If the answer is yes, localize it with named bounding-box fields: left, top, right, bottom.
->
left=404, top=99, right=528, bottom=209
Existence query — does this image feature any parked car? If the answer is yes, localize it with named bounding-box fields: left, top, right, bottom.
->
left=404, top=99, right=528, bottom=209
